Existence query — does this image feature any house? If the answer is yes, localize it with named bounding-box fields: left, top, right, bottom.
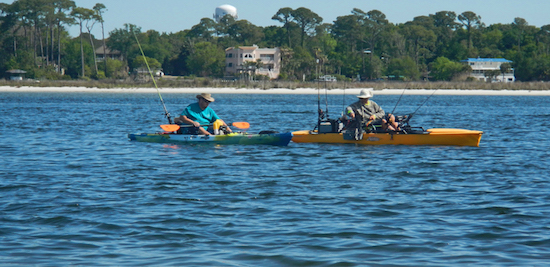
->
left=6, top=69, right=26, bottom=80
left=225, top=45, right=281, bottom=79
left=95, top=45, right=123, bottom=62
left=461, top=58, right=515, bottom=82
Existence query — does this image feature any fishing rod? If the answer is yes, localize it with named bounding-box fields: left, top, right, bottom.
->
left=324, top=77, right=329, bottom=119
left=317, top=62, right=321, bottom=119
left=342, top=83, right=346, bottom=118
left=133, top=32, right=172, bottom=124
left=411, top=89, right=438, bottom=116
left=390, top=89, right=406, bottom=115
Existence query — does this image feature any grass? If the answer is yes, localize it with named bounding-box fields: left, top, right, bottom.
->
left=2, top=78, right=550, bottom=91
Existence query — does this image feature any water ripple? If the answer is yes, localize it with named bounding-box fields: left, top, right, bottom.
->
left=1, top=92, right=550, bottom=266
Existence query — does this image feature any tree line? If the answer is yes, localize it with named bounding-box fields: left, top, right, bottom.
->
left=1, top=0, right=549, bottom=82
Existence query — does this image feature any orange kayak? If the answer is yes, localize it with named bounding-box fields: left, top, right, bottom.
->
left=292, top=128, right=483, bottom=147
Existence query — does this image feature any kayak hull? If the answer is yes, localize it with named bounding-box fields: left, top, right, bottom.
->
left=291, top=128, right=483, bottom=147
left=128, top=132, right=293, bottom=146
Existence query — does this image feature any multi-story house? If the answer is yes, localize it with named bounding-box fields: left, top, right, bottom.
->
left=225, top=45, right=281, bottom=79
left=461, top=58, right=515, bottom=82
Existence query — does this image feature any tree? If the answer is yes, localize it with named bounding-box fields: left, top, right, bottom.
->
left=479, top=28, right=504, bottom=58
left=83, top=6, right=103, bottom=76
left=107, top=23, right=141, bottom=63
left=332, top=14, right=363, bottom=52
left=187, top=18, right=216, bottom=41
left=261, top=25, right=287, bottom=48
left=430, top=56, right=470, bottom=81
left=351, top=9, right=390, bottom=79
left=533, top=55, right=550, bottom=81
left=284, top=46, right=315, bottom=80
left=484, top=69, right=501, bottom=82
left=93, top=3, right=107, bottom=76
left=241, top=59, right=263, bottom=80
left=386, top=56, right=420, bottom=80
left=215, top=14, right=235, bottom=37
left=272, top=7, right=294, bottom=47
left=401, top=21, right=436, bottom=66
left=539, top=25, right=550, bottom=55
left=52, top=0, right=76, bottom=73
left=71, top=6, right=93, bottom=77
left=186, top=41, right=224, bottom=77
left=62, top=37, right=93, bottom=78
left=430, top=11, right=459, bottom=58
left=458, top=11, right=483, bottom=56
left=291, top=7, right=322, bottom=48
left=228, top=19, right=264, bottom=45
left=512, top=17, right=528, bottom=52
left=499, top=62, right=511, bottom=81
left=355, top=9, right=389, bottom=54
left=133, top=55, right=161, bottom=69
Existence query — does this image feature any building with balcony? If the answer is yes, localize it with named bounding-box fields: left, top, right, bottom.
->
left=225, top=45, right=281, bottom=79
left=461, top=58, right=515, bottom=82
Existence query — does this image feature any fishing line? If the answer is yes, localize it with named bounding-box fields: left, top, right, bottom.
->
left=411, top=89, right=438, bottom=116
left=390, top=89, right=406, bottom=115
left=133, top=32, right=172, bottom=124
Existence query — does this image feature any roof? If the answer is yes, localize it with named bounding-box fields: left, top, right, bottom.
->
left=95, top=45, right=121, bottom=55
left=461, top=58, right=512, bottom=63
left=6, top=69, right=26, bottom=74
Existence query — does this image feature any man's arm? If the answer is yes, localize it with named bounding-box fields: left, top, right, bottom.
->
left=174, top=115, right=200, bottom=127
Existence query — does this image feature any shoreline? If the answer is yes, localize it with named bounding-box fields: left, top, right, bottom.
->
left=2, top=86, right=550, bottom=96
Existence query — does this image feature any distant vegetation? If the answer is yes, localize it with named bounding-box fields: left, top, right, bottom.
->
left=3, top=78, right=550, bottom=91
left=1, top=0, right=550, bottom=83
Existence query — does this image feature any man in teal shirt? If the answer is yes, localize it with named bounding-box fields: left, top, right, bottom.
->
left=174, top=93, right=231, bottom=135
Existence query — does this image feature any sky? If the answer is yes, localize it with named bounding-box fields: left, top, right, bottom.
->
left=4, top=0, right=550, bottom=38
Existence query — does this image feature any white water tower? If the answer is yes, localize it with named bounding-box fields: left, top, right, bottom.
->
left=213, top=4, right=238, bottom=22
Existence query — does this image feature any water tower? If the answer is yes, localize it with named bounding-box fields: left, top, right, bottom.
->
left=213, top=4, right=238, bottom=22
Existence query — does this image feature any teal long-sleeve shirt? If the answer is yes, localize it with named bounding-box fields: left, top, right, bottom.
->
left=181, top=102, right=220, bottom=129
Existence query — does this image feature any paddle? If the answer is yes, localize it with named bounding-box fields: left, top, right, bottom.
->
left=160, top=122, right=250, bottom=132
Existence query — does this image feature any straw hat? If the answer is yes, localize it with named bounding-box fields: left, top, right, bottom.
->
left=196, top=93, right=215, bottom=102
left=357, top=89, right=374, bottom=99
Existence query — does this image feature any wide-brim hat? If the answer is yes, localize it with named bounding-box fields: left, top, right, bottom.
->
left=357, top=89, right=374, bottom=99
left=196, top=93, right=215, bottom=102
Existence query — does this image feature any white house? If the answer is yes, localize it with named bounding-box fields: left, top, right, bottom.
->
left=225, top=45, right=281, bottom=79
left=461, top=58, right=515, bottom=82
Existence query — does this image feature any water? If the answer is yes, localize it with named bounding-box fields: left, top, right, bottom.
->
left=1, top=90, right=550, bottom=266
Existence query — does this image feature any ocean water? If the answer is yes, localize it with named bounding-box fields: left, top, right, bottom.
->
left=1, top=90, right=550, bottom=266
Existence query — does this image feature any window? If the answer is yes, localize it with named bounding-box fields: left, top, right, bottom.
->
left=260, top=54, right=274, bottom=61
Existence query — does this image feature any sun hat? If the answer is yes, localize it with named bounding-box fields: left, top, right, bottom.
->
left=357, top=89, right=374, bottom=99
left=196, top=93, right=215, bottom=102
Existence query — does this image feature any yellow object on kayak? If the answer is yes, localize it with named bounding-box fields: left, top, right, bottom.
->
left=213, top=119, right=223, bottom=130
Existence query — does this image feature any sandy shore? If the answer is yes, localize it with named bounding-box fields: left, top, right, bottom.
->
left=2, top=86, right=550, bottom=96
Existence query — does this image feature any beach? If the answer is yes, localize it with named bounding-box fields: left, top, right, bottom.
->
left=2, top=85, right=550, bottom=95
